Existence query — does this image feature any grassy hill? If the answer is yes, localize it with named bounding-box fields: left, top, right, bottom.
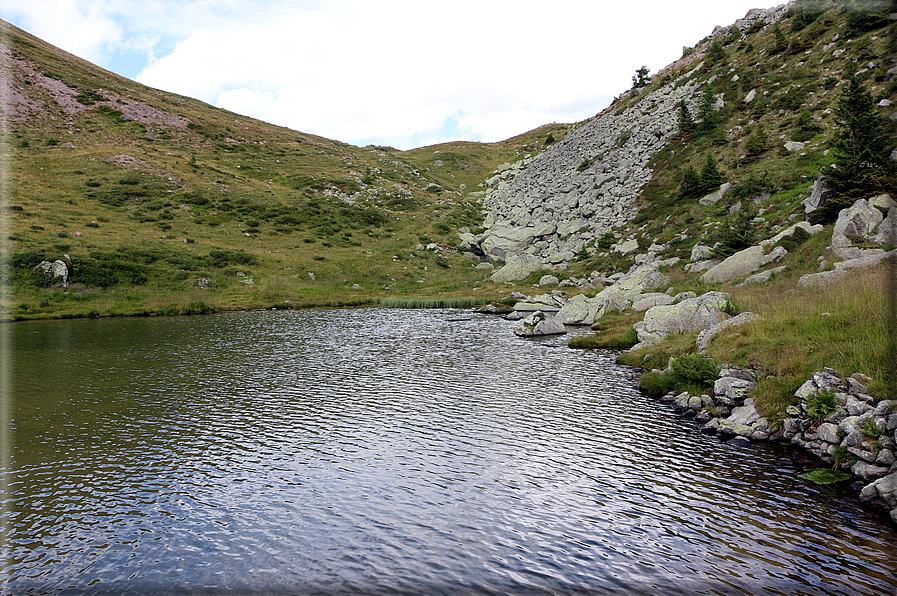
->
left=0, top=18, right=570, bottom=319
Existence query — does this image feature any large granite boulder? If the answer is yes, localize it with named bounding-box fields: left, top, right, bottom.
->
left=802, top=174, right=837, bottom=223
left=699, top=245, right=766, bottom=284
left=696, top=311, right=761, bottom=352
left=769, top=221, right=825, bottom=245
left=832, top=199, right=884, bottom=259
left=481, top=223, right=556, bottom=262
left=872, top=205, right=896, bottom=246
left=633, top=291, right=732, bottom=348
left=490, top=254, right=545, bottom=283
left=797, top=250, right=896, bottom=288
left=699, top=182, right=733, bottom=206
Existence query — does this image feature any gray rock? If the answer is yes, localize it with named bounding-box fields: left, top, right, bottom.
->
left=616, top=239, right=640, bottom=256
left=876, top=449, right=896, bottom=467
left=634, top=291, right=732, bottom=347
left=873, top=206, right=897, bottom=246
left=475, top=262, right=495, bottom=270
left=797, top=250, right=897, bottom=288
left=556, top=261, right=669, bottom=325
left=869, top=194, right=896, bottom=211
left=539, top=275, right=560, bottom=286
left=34, top=258, right=71, bottom=288
left=851, top=461, right=891, bottom=482
left=737, top=266, right=786, bottom=286
left=696, top=311, right=761, bottom=352
left=769, top=221, right=825, bottom=245
left=700, top=244, right=767, bottom=284
left=514, top=311, right=567, bottom=337
left=491, top=254, right=545, bottom=282
left=784, top=141, right=805, bottom=152
left=802, top=174, right=837, bottom=223
left=632, top=293, right=674, bottom=312
left=690, top=244, right=713, bottom=262
left=760, top=246, right=787, bottom=266
left=672, top=291, right=697, bottom=303
left=817, top=423, right=841, bottom=444
left=699, top=183, right=733, bottom=207
left=832, top=199, right=884, bottom=259
left=875, top=401, right=897, bottom=417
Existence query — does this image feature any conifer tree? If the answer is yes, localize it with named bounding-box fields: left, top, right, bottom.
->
left=696, top=85, right=724, bottom=144
left=677, top=101, right=696, bottom=138
left=828, top=72, right=893, bottom=213
left=680, top=166, right=702, bottom=199
left=699, top=154, right=724, bottom=195
left=631, top=65, right=651, bottom=89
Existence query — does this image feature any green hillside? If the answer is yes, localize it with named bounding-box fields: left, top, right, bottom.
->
left=0, top=18, right=570, bottom=319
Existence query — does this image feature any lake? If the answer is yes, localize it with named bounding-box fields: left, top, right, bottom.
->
left=2, top=308, right=896, bottom=595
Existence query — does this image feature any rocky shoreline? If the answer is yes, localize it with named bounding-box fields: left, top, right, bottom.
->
left=656, top=364, right=897, bottom=525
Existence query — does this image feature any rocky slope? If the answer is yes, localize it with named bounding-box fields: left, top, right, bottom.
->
left=464, top=1, right=894, bottom=274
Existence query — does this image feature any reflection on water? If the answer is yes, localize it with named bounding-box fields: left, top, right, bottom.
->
left=3, top=309, right=896, bottom=595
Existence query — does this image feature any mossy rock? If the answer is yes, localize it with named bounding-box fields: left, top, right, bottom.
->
left=797, top=468, right=852, bottom=485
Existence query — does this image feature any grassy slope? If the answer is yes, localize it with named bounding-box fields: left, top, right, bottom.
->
left=0, top=18, right=569, bottom=319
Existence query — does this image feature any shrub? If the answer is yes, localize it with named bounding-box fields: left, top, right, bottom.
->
left=669, top=353, right=718, bottom=390
left=595, top=231, right=616, bottom=249
left=708, top=208, right=756, bottom=259
left=860, top=416, right=884, bottom=439
left=774, top=226, right=811, bottom=252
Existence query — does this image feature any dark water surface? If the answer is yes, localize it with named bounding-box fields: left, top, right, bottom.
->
left=2, top=308, right=896, bottom=595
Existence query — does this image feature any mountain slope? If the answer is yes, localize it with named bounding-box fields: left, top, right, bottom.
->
left=0, top=18, right=569, bottom=319
left=469, top=1, right=896, bottom=271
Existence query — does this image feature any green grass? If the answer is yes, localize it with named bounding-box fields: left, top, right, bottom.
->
left=706, top=259, right=895, bottom=420
left=379, top=297, right=487, bottom=309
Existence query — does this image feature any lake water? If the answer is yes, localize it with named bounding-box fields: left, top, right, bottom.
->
left=2, top=308, right=896, bottom=595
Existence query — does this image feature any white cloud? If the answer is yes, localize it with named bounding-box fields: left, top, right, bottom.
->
left=0, top=0, right=768, bottom=149
left=0, top=0, right=123, bottom=63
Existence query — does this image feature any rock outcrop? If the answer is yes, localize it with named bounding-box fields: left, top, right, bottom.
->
left=556, top=261, right=670, bottom=325
left=633, top=291, right=732, bottom=348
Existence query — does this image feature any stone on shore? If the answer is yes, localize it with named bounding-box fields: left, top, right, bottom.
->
left=514, top=311, right=567, bottom=337
left=633, top=291, right=732, bottom=348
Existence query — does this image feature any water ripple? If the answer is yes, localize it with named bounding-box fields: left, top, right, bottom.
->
left=4, top=308, right=896, bottom=595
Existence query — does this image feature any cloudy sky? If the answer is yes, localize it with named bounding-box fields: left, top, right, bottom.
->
left=0, top=0, right=768, bottom=149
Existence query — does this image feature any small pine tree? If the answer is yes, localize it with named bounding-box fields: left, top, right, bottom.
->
left=707, top=39, right=725, bottom=63
left=680, top=166, right=702, bottom=199
left=677, top=101, right=696, bottom=138
left=769, top=23, right=789, bottom=55
left=696, top=85, right=724, bottom=143
left=699, top=154, right=724, bottom=195
left=632, top=65, right=651, bottom=89
left=743, top=126, right=770, bottom=161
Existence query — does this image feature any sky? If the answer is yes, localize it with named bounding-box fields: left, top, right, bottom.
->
left=0, top=0, right=772, bottom=150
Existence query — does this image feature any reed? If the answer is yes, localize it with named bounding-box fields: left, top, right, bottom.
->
left=379, top=297, right=487, bottom=309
